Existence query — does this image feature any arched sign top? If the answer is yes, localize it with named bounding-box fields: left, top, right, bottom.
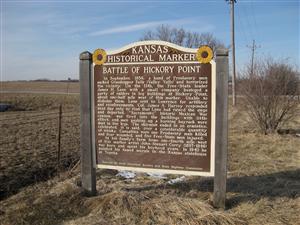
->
left=105, top=40, right=198, bottom=55
left=93, top=41, right=214, bottom=65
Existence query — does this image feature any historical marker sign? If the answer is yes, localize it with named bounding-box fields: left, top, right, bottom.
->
left=80, top=41, right=228, bottom=208
left=91, top=41, right=216, bottom=176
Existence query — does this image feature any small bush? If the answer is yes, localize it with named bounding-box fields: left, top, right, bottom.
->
left=240, top=59, right=299, bottom=134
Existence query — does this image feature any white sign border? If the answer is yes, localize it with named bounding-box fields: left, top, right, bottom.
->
left=92, top=41, right=216, bottom=177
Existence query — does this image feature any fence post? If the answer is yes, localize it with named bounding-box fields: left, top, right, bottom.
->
left=213, top=49, right=229, bottom=209
left=57, top=104, right=62, bottom=172
left=80, top=51, right=96, bottom=195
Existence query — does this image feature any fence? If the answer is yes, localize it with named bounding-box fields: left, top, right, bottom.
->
left=0, top=105, right=80, bottom=199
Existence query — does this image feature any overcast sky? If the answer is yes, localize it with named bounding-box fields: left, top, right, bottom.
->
left=1, top=0, right=299, bottom=81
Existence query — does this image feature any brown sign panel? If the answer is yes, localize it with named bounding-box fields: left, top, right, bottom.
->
left=92, top=41, right=215, bottom=176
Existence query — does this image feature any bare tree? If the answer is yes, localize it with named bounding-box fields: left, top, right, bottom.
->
left=240, top=59, right=299, bottom=134
left=140, top=24, right=224, bottom=52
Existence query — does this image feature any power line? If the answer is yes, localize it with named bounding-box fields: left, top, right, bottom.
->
left=226, top=0, right=237, bottom=106
left=240, top=2, right=255, bottom=41
left=236, top=6, right=249, bottom=46
left=250, top=0, right=261, bottom=43
left=246, top=39, right=261, bottom=76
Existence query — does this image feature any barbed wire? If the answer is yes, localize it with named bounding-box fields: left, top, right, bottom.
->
left=0, top=107, right=81, bottom=195
left=1, top=110, right=58, bottom=116
left=0, top=110, right=79, bottom=122
left=62, top=114, right=80, bottom=118
left=0, top=117, right=58, bottom=126
left=0, top=112, right=59, bottom=122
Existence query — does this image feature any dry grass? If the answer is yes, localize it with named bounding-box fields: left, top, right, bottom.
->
left=0, top=90, right=299, bottom=225
left=0, top=163, right=298, bottom=225
left=0, top=171, right=247, bottom=225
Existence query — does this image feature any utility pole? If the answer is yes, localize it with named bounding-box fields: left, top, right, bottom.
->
left=247, top=39, right=260, bottom=76
left=226, top=0, right=237, bottom=106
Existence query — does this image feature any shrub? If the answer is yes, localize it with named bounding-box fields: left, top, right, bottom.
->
left=240, top=59, right=299, bottom=134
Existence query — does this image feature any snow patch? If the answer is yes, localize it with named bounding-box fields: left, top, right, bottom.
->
left=116, top=171, right=136, bottom=179
left=167, top=176, right=186, bottom=184
left=146, top=172, right=167, bottom=179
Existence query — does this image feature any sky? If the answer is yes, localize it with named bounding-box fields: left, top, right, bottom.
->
left=1, top=0, right=299, bottom=81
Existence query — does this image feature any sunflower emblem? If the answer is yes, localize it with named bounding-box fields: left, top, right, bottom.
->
left=93, top=49, right=107, bottom=65
left=196, top=46, right=213, bottom=63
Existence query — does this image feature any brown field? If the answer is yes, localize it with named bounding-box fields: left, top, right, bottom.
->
left=0, top=82, right=299, bottom=225
left=0, top=93, right=80, bottom=198
left=1, top=81, right=79, bottom=93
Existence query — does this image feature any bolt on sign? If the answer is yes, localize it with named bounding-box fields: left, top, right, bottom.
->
left=91, top=41, right=216, bottom=176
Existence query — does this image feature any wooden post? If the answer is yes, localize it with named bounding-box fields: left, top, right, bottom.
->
left=80, top=51, right=96, bottom=195
left=213, top=49, right=229, bottom=209
left=57, top=104, right=62, bottom=172
left=66, top=80, right=70, bottom=95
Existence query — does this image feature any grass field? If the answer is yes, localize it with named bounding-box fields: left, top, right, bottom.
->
left=0, top=82, right=299, bottom=225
